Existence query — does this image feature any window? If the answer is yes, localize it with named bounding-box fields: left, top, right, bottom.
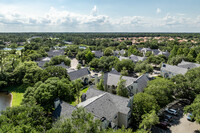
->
left=114, top=115, right=117, bottom=119
left=131, top=86, right=133, bottom=90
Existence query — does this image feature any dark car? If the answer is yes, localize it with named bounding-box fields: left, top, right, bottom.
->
left=156, top=122, right=168, bottom=130
left=164, top=115, right=173, bottom=122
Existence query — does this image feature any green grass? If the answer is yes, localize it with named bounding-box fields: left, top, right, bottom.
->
left=2, top=86, right=26, bottom=107
left=70, top=87, right=89, bottom=106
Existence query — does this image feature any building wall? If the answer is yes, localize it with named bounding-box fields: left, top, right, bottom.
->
left=161, top=69, right=176, bottom=78
left=118, top=112, right=128, bottom=128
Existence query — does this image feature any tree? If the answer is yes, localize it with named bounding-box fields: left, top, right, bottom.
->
left=196, top=53, right=200, bottom=63
left=104, top=47, right=113, bottom=56
left=132, top=93, right=160, bottom=127
left=115, top=59, right=135, bottom=73
left=139, top=110, right=159, bottom=131
left=134, top=61, right=153, bottom=73
left=144, top=78, right=175, bottom=107
left=116, top=77, right=128, bottom=97
left=169, top=45, right=178, bottom=58
left=187, top=48, right=197, bottom=62
left=184, top=94, right=200, bottom=123
left=121, top=67, right=129, bottom=76
left=97, top=77, right=104, bottom=91
left=167, top=55, right=189, bottom=65
left=73, top=79, right=83, bottom=104
left=47, top=107, right=102, bottom=133
left=47, top=55, right=71, bottom=66
left=23, top=77, right=75, bottom=111
left=170, top=74, right=193, bottom=100
left=85, top=50, right=95, bottom=63
left=0, top=103, right=51, bottom=133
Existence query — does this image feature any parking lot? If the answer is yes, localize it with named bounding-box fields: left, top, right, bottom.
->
left=152, top=100, right=200, bottom=133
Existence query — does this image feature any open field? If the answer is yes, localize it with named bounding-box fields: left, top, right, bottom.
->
left=2, top=86, right=26, bottom=106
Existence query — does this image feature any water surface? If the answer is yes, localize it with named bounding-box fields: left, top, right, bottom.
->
left=0, top=92, right=11, bottom=114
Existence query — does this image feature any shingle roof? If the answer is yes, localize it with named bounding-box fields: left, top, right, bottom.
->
left=68, top=68, right=90, bottom=81
left=136, top=74, right=149, bottom=92
left=129, top=55, right=147, bottom=62
left=78, top=88, right=130, bottom=120
left=177, top=60, right=200, bottom=69
left=53, top=101, right=76, bottom=119
left=119, top=56, right=129, bottom=61
left=114, top=49, right=125, bottom=55
left=161, top=63, right=188, bottom=75
left=92, top=51, right=103, bottom=58
left=104, top=73, right=136, bottom=87
left=47, top=50, right=65, bottom=57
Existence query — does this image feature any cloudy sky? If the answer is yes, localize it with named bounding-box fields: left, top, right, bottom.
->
left=0, top=0, right=200, bottom=32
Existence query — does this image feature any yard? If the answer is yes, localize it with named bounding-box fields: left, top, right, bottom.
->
left=70, top=87, right=89, bottom=106
left=3, top=86, right=26, bottom=107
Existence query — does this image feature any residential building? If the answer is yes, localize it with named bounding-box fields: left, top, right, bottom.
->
left=68, top=68, right=91, bottom=84
left=78, top=88, right=132, bottom=128
left=114, top=49, right=126, bottom=57
left=47, top=50, right=65, bottom=57
left=104, top=70, right=149, bottom=96
left=92, top=51, right=103, bottom=58
left=129, top=55, right=147, bottom=63
left=53, top=99, right=76, bottom=120
left=161, top=63, right=188, bottom=78
left=177, top=60, right=200, bottom=69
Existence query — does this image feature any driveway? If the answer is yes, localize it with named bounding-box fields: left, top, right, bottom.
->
left=70, top=58, right=78, bottom=69
left=170, top=115, right=200, bottom=133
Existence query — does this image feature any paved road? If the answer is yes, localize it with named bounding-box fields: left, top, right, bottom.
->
left=170, top=115, right=200, bottom=133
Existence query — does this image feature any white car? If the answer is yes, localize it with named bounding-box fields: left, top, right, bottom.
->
left=165, top=108, right=178, bottom=116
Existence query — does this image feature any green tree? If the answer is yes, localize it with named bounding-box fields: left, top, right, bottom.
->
left=116, top=77, right=129, bottom=97
left=196, top=53, right=200, bottom=63
left=97, top=77, right=104, bottom=91
left=184, top=94, right=200, bottom=123
left=73, top=79, right=83, bottom=104
left=139, top=110, right=159, bottom=131
left=47, top=107, right=102, bottom=133
left=0, top=103, right=51, bottom=133
left=104, top=47, right=113, bottom=56
left=144, top=78, right=175, bottom=107
left=115, top=59, right=135, bottom=73
left=132, top=93, right=160, bottom=127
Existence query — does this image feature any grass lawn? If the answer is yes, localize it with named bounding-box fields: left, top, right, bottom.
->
left=2, top=86, right=26, bottom=107
left=70, top=87, right=89, bottom=106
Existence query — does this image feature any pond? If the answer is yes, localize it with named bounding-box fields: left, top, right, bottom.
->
left=0, top=92, right=11, bottom=114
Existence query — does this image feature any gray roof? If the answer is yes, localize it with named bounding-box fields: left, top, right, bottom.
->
left=55, top=62, right=70, bottom=69
left=136, top=74, right=149, bottom=92
left=104, top=73, right=137, bottom=87
left=36, top=61, right=48, bottom=68
left=119, top=56, right=129, bottom=61
left=68, top=68, right=90, bottom=81
left=114, top=49, right=126, bottom=55
left=78, top=88, right=130, bottom=120
left=152, top=49, right=160, bottom=55
left=161, top=63, right=188, bottom=75
left=92, top=51, right=103, bottom=58
left=129, top=55, right=147, bottom=62
left=47, top=50, right=65, bottom=57
left=178, top=60, right=200, bottom=69
left=53, top=100, right=76, bottom=119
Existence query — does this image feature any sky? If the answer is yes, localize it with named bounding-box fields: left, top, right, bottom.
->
left=0, top=0, right=200, bottom=32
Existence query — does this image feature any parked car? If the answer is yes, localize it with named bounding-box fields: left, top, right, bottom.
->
left=165, top=115, right=173, bottom=122
left=187, top=113, right=194, bottom=122
left=156, top=122, right=168, bottom=130
left=165, top=108, right=178, bottom=116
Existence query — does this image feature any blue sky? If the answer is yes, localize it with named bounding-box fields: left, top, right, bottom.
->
left=0, top=0, right=200, bottom=32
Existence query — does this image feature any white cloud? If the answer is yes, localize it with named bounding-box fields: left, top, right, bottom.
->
left=156, top=8, right=161, bottom=14
left=0, top=5, right=199, bottom=32
left=91, top=5, right=97, bottom=16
